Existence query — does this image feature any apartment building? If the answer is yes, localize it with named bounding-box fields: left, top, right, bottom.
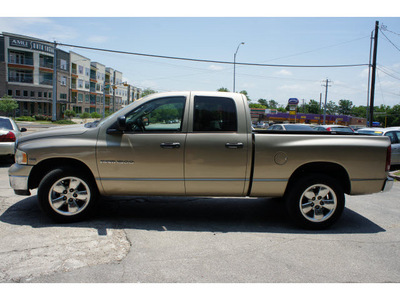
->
left=0, top=32, right=143, bottom=118
left=0, top=32, right=66, bottom=117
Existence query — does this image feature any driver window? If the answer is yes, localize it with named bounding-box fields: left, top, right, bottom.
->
left=125, top=96, right=186, bottom=132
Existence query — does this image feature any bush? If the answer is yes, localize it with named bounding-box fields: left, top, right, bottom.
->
left=64, top=110, right=76, bottom=119
left=15, top=116, right=35, bottom=122
left=80, top=112, right=91, bottom=119
left=34, top=115, right=51, bottom=121
left=90, top=112, right=101, bottom=119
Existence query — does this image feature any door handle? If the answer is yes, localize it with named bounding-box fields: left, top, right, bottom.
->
left=160, top=142, right=181, bottom=149
left=225, top=142, right=244, bottom=149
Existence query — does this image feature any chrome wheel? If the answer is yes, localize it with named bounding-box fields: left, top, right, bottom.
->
left=48, top=176, right=91, bottom=216
left=299, top=184, right=337, bottom=223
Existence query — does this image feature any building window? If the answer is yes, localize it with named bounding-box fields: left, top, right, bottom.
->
left=49, top=92, right=52, bottom=98
left=78, top=79, right=84, bottom=89
left=8, top=90, right=12, bottom=96
left=85, top=68, right=90, bottom=77
left=23, top=90, right=28, bottom=97
left=39, top=72, right=53, bottom=85
left=78, top=93, right=83, bottom=102
left=8, top=69, right=33, bottom=83
left=60, top=59, right=67, bottom=70
left=61, top=76, right=67, bottom=86
left=85, top=81, right=90, bottom=89
left=78, top=65, right=83, bottom=74
left=8, top=50, right=33, bottom=65
left=44, top=92, right=47, bottom=98
left=16, top=90, right=21, bottom=96
left=38, top=92, right=42, bottom=98
left=60, top=93, right=67, bottom=100
left=31, top=91, right=35, bottom=97
left=85, top=94, right=89, bottom=103
left=40, top=54, right=53, bottom=69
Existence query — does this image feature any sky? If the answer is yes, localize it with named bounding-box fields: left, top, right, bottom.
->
left=1, top=1, right=400, bottom=108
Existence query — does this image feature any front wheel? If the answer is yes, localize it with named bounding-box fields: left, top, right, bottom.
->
left=285, top=174, right=345, bottom=229
left=37, top=167, right=98, bottom=222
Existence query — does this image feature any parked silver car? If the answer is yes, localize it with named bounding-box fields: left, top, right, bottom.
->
left=313, top=125, right=354, bottom=133
left=268, top=123, right=314, bottom=131
left=0, top=117, right=27, bottom=161
left=357, top=127, right=400, bottom=166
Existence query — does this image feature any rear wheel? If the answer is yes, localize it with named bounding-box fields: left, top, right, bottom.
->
left=285, top=174, right=345, bottom=229
left=37, top=167, right=98, bottom=222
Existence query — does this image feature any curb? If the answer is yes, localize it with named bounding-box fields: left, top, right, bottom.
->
left=389, top=171, right=400, bottom=181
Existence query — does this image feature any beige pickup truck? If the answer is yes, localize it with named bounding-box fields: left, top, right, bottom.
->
left=9, top=91, right=393, bottom=229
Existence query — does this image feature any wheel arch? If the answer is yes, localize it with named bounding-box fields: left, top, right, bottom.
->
left=28, top=158, right=97, bottom=191
left=285, top=162, right=351, bottom=196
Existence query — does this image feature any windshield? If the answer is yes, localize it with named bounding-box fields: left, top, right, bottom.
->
left=358, top=130, right=383, bottom=136
left=284, top=124, right=314, bottom=131
left=331, top=127, right=353, bottom=133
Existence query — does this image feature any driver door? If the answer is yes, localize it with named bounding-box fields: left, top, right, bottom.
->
left=96, top=95, right=188, bottom=196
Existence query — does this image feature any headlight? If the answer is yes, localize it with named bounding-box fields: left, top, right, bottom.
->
left=15, top=149, right=28, bottom=165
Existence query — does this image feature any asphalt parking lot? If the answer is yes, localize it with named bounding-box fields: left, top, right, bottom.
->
left=1, top=153, right=400, bottom=283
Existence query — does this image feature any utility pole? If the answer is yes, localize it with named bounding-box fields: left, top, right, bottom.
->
left=322, top=79, right=332, bottom=125
left=52, top=41, right=57, bottom=121
left=369, top=21, right=379, bottom=127
left=319, top=93, right=322, bottom=125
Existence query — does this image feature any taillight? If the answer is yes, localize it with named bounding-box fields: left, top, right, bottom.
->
left=0, top=131, right=16, bottom=142
left=386, top=146, right=391, bottom=172
left=326, top=127, right=332, bottom=131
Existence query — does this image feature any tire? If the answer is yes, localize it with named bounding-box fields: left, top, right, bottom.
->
left=37, top=167, right=98, bottom=223
left=285, top=174, right=345, bottom=230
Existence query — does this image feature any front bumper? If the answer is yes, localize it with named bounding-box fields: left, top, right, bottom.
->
left=382, top=176, right=394, bottom=193
left=8, top=163, right=33, bottom=196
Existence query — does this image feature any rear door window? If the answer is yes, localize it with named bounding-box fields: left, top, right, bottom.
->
left=193, top=96, right=237, bottom=132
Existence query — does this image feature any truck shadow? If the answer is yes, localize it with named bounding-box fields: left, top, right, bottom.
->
left=0, top=195, right=385, bottom=235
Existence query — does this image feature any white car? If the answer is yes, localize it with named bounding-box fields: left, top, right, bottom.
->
left=357, top=127, right=400, bottom=166
left=0, top=117, right=27, bottom=161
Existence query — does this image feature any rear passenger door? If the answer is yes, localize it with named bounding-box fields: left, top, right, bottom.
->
left=184, top=94, right=250, bottom=196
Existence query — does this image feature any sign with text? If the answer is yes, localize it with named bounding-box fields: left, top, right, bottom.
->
left=9, top=38, right=54, bottom=54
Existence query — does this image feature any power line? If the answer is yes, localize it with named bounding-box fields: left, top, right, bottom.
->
left=56, top=42, right=368, bottom=69
left=379, top=29, right=400, bottom=53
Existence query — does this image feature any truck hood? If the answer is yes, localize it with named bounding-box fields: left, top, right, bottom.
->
left=18, top=124, right=90, bottom=144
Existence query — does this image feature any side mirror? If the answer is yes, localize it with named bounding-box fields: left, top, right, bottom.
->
left=117, top=116, right=127, bottom=131
left=106, top=116, right=127, bottom=135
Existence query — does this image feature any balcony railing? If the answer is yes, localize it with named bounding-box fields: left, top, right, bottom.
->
left=8, top=56, right=34, bottom=66
left=8, top=76, right=33, bottom=84
left=40, top=61, right=53, bottom=69
left=39, top=79, right=53, bottom=86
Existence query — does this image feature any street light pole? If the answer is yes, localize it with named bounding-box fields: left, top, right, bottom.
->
left=233, top=42, right=245, bottom=93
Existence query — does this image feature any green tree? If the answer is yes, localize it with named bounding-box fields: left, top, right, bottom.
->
left=217, top=87, right=230, bottom=92
left=239, top=90, right=250, bottom=101
left=249, top=103, right=267, bottom=109
left=351, top=106, right=368, bottom=118
left=268, top=100, right=279, bottom=109
left=141, top=88, right=157, bottom=97
left=0, top=95, right=19, bottom=117
left=257, top=99, right=268, bottom=106
left=338, top=99, right=354, bottom=115
left=307, top=99, right=321, bottom=114
left=325, top=101, right=338, bottom=115
left=64, top=110, right=76, bottom=120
